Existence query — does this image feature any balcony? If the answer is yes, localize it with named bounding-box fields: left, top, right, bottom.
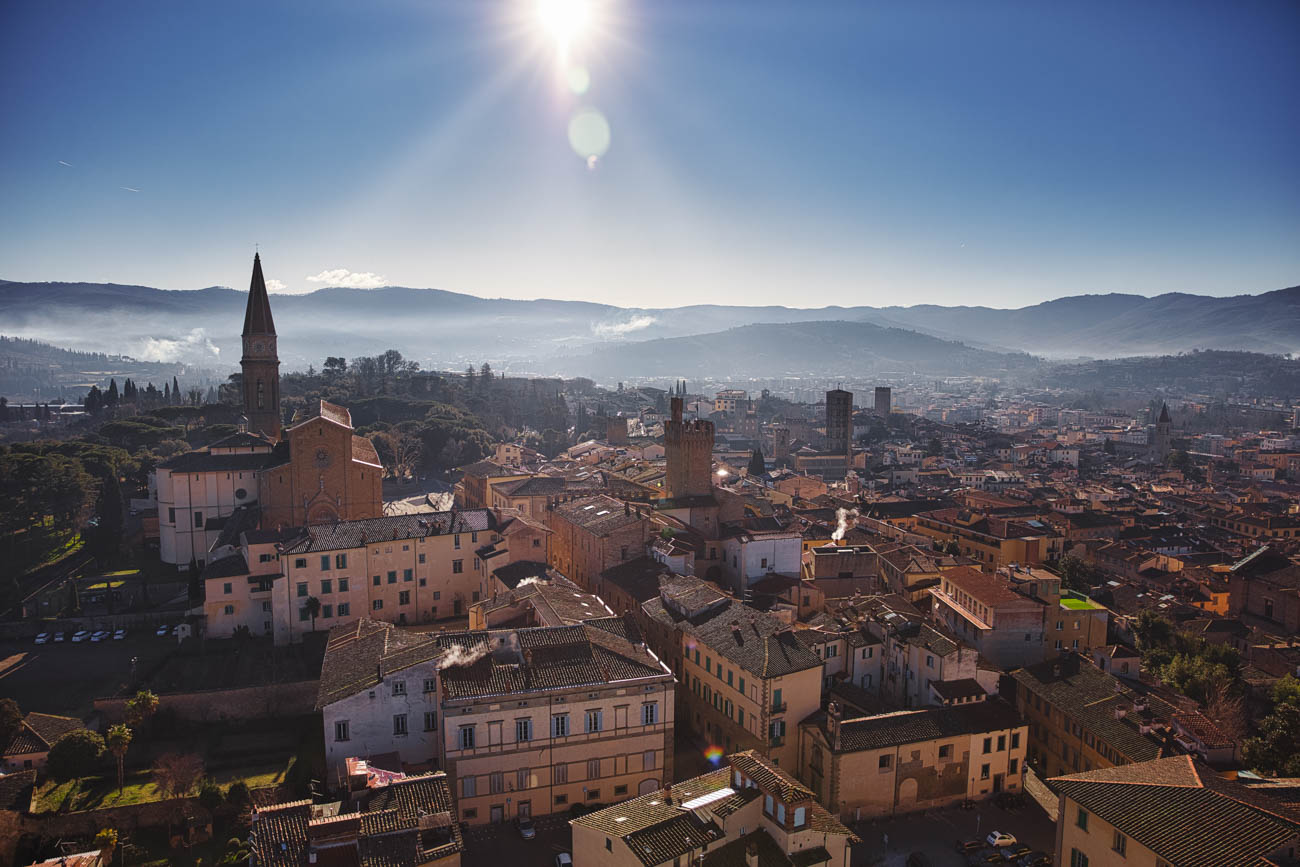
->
left=771, top=702, right=787, bottom=713
left=769, top=735, right=785, bottom=747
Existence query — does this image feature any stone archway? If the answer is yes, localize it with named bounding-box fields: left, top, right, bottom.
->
left=897, top=777, right=918, bottom=809
left=306, top=503, right=339, bottom=525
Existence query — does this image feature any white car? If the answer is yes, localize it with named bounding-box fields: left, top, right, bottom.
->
left=554, top=856, right=573, bottom=867
left=34, top=632, right=50, bottom=645
left=90, top=630, right=109, bottom=642
left=156, top=625, right=170, bottom=636
left=52, top=631, right=66, bottom=642
left=113, top=629, right=126, bottom=640
left=71, top=630, right=91, bottom=642
left=987, top=832, right=1017, bottom=849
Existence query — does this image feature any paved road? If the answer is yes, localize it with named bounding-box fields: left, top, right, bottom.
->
left=848, top=796, right=1057, bottom=867
left=461, top=813, right=573, bottom=867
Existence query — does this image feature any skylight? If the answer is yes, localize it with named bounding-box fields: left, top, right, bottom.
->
left=679, top=787, right=735, bottom=810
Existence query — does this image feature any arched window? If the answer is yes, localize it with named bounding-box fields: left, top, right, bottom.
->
left=256, top=379, right=265, bottom=409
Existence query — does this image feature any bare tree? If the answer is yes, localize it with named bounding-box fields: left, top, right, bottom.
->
left=1205, top=681, right=1249, bottom=743
left=153, top=752, right=205, bottom=798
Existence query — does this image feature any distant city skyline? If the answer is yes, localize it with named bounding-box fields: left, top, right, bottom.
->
left=2, top=0, right=1297, bottom=307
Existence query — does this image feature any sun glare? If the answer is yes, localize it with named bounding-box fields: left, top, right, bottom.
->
left=537, top=0, right=592, bottom=53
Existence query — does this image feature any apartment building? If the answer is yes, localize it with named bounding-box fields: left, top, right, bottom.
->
left=798, top=700, right=1027, bottom=821
left=546, top=495, right=651, bottom=592
left=640, top=574, right=822, bottom=769
left=930, top=565, right=1046, bottom=670
left=1010, top=654, right=1180, bottom=779
left=910, top=508, right=1062, bottom=568
left=204, top=510, right=499, bottom=644
left=316, top=617, right=675, bottom=826
left=571, top=750, right=857, bottom=867
left=1052, top=757, right=1300, bottom=867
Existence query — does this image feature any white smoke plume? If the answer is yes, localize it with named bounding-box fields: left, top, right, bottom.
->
left=592, top=315, right=657, bottom=337
left=515, top=576, right=544, bottom=589
left=831, top=507, right=860, bottom=543
left=437, top=642, right=490, bottom=669
left=132, top=328, right=220, bottom=363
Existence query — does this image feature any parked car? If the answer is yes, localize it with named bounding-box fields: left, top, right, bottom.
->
left=156, top=624, right=170, bottom=636
left=968, top=852, right=1004, bottom=867
left=1002, top=844, right=1032, bottom=862
left=90, top=630, right=109, bottom=642
left=987, top=832, right=1017, bottom=849
left=958, top=840, right=985, bottom=854
left=1018, top=852, right=1051, bottom=867
left=516, top=817, right=536, bottom=839
left=34, top=632, right=50, bottom=645
left=554, top=855, right=573, bottom=867
left=52, top=631, right=66, bottom=642
left=71, top=630, right=91, bottom=642
left=113, top=629, right=127, bottom=640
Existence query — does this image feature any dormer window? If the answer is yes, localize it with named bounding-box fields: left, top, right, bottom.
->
left=793, top=806, right=806, bottom=827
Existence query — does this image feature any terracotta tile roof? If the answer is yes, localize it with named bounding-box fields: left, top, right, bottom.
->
left=939, top=565, right=1023, bottom=606
left=810, top=700, right=1021, bottom=753
left=284, top=510, right=495, bottom=554
left=1052, top=756, right=1300, bottom=867
left=641, top=591, right=823, bottom=679
left=4, top=712, right=86, bottom=756
left=552, top=495, right=647, bottom=534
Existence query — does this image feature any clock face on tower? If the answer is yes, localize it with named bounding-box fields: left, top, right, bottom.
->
left=314, top=448, right=331, bottom=468
left=253, top=341, right=264, bottom=353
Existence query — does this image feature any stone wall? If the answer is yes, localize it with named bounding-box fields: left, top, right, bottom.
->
left=95, top=679, right=319, bottom=724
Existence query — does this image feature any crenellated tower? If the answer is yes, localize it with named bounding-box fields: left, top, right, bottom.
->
left=240, top=253, right=281, bottom=439
left=664, top=396, right=714, bottom=499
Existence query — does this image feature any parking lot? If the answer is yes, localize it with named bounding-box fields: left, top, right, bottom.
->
left=848, top=794, right=1057, bottom=867
left=460, top=812, right=572, bottom=867
left=0, top=632, right=174, bottom=717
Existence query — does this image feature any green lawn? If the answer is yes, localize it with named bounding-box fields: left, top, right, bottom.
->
left=32, top=760, right=295, bottom=814
left=1060, top=596, right=1102, bottom=610
left=33, top=771, right=167, bottom=813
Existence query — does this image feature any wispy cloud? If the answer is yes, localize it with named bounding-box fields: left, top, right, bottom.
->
left=121, top=186, right=140, bottom=193
left=305, top=268, right=388, bottom=289
left=592, top=314, right=657, bottom=337
left=57, top=160, right=73, bottom=167
left=132, top=328, right=220, bottom=363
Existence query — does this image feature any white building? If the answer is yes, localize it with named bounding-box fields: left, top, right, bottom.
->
left=155, top=432, right=275, bottom=569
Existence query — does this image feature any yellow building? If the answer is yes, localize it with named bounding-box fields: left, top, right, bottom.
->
left=798, top=700, right=1027, bottom=822
left=571, top=750, right=858, bottom=867
left=1010, top=654, right=1179, bottom=779
left=641, top=575, right=823, bottom=770
left=1052, top=756, right=1300, bottom=867
left=909, top=508, right=1062, bottom=568
left=437, top=621, right=675, bottom=825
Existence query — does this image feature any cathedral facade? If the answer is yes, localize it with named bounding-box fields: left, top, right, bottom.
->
left=154, top=253, right=383, bottom=568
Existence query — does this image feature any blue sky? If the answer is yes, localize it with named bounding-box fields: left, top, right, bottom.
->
left=2, top=0, right=1297, bottom=308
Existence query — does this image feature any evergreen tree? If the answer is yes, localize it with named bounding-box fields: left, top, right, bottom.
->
left=106, top=379, right=119, bottom=406
left=747, top=448, right=766, bottom=477
left=163, top=382, right=171, bottom=403
left=172, top=376, right=181, bottom=403
left=0, top=396, right=8, bottom=423
left=93, top=474, right=125, bottom=564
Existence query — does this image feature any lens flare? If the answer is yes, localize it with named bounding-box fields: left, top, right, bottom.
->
left=568, top=108, right=610, bottom=161
left=567, top=65, right=591, bottom=94
left=704, top=746, right=725, bottom=765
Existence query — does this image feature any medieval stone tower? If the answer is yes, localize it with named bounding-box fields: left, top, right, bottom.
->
left=1152, top=402, right=1172, bottom=462
left=664, top=396, right=714, bottom=498
left=240, top=253, right=281, bottom=439
left=826, top=388, right=853, bottom=458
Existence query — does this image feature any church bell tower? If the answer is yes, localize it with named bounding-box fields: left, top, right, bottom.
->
left=241, top=253, right=281, bottom=439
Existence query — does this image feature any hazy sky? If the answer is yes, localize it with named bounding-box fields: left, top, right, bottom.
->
left=2, top=0, right=1298, bottom=308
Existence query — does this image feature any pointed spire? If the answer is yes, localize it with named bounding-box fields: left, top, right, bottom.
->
left=242, top=252, right=276, bottom=336
left=1158, top=402, right=1170, bottom=424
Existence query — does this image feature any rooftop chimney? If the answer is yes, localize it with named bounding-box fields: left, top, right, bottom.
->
left=671, top=396, right=683, bottom=423
left=827, top=701, right=843, bottom=751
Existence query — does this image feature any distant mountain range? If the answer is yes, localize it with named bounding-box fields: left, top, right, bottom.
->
left=1, top=278, right=1296, bottom=376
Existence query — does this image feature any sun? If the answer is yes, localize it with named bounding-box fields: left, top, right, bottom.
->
left=537, top=0, right=592, bottom=53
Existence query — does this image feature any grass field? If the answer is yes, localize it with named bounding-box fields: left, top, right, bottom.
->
left=1060, top=596, right=1102, bottom=610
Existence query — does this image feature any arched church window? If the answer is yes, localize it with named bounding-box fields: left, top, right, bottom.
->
left=257, top=379, right=265, bottom=409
